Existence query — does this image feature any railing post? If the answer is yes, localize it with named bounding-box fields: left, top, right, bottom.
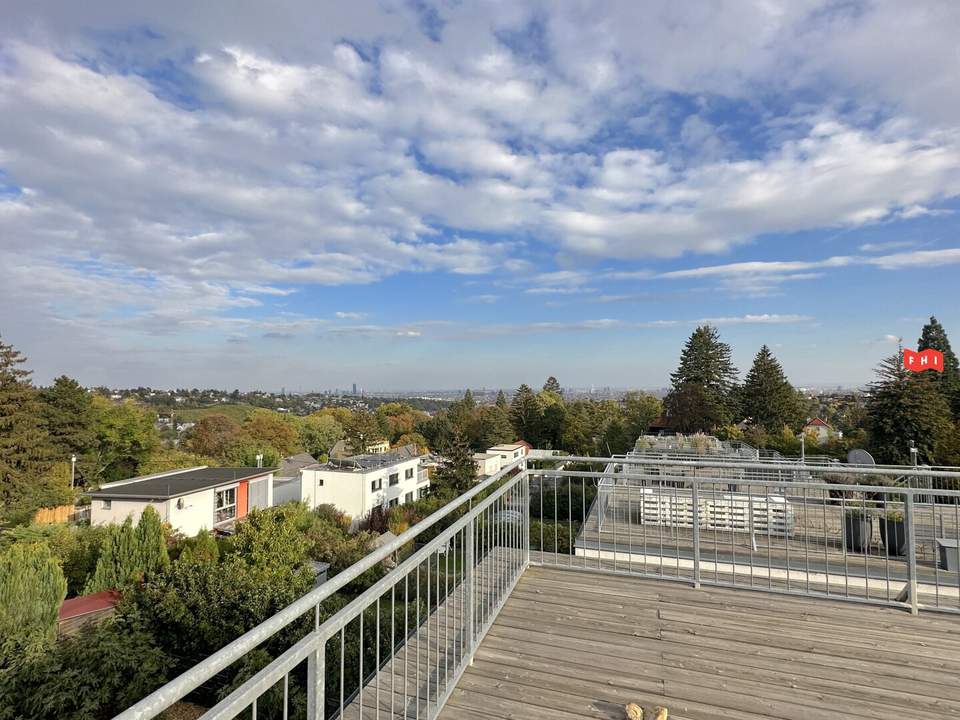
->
left=522, top=473, right=530, bottom=568
left=904, top=491, right=919, bottom=615
left=306, top=632, right=325, bottom=719
left=465, top=506, right=476, bottom=665
left=691, top=481, right=701, bottom=589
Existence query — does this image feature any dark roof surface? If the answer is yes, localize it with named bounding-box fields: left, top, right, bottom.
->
left=87, top=467, right=275, bottom=500
left=278, top=452, right=318, bottom=477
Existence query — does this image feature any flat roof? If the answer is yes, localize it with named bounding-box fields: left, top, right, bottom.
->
left=473, top=452, right=500, bottom=459
left=488, top=443, right=524, bottom=451
left=86, top=467, right=275, bottom=500
left=308, top=451, right=420, bottom=473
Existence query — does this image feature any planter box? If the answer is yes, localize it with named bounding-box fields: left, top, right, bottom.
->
left=843, top=516, right=872, bottom=554
left=938, top=538, right=960, bottom=572
left=878, top=518, right=906, bottom=556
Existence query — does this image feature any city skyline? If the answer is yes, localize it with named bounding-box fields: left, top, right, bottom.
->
left=2, top=3, right=959, bottom=389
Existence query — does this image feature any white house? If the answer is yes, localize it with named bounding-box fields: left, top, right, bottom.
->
left=473, top=452, right=502, bottom=478
left=298, top=451, right=430, bottom=528
left=87, top=466, right=276, bottom=535
left=488, top=443, right=528, bottom=464
left=802, top=418, right=840, bottom=444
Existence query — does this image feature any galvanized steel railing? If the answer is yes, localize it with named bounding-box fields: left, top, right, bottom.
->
left=114, top=454, right=960, bottom=720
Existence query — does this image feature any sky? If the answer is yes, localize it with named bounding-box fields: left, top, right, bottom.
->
left=1, top=1, right=960, bottom=392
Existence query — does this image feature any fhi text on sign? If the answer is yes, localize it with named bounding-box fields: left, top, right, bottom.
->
left=903, top=348, right=944, bottom=373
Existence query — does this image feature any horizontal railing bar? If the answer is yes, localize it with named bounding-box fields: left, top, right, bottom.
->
left=542, top=454, right=960, bottom=479
left=202, top=632, right=321, bottom=720
left=114, top=457, right=526, bottom=720
left=539, top=469, right=960, bottom=496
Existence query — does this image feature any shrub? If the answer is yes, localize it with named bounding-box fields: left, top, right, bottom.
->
left=0, top=542, right=67, bottom=659
left=529, top=520, right=574, bottom=555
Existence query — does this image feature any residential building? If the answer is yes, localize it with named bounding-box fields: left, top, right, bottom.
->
left=473, top=452, right=502, bottom=478
left=273, top=452, right=318, bottom=505
left=86, top=466, right=276, bottom=535
left=299, top=451, right=429, bottom=528
left=329, top=438, right=391, bottom=459
left=803, top=417, right=840, bottom=444
left=488, top=442, right=528, bottom=464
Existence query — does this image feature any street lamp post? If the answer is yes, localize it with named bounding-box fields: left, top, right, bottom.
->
left=71, top=454, right=77, bottom=489
left=255, top=453, right=264, bottom=468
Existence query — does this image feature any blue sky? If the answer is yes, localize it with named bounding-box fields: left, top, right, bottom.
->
left=1, top=1, right=959, bottom=391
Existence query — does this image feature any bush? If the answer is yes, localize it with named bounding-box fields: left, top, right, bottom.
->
left=0, top=616, right=170, bottom=720
left=0, top=542, right=67, bottom=660
left=530, top=520, right=574, bottom=555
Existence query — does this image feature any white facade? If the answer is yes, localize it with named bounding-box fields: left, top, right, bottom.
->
left=89, top=468, right=275, bottom=536
left=488, top=443, right=527, bottom=464
left=300, top=455, right=429, bottom=528
left=473, top=452, right=502, bottom=478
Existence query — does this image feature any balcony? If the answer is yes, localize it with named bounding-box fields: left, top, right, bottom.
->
left=116, top=456, right=960, bottom=720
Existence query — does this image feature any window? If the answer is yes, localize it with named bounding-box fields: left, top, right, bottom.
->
left=389, top=472, right=399, bottom=486
left=405, top=492, right=413, bottom=504
left=102, top=500, right=112, bottom=510
left=389, top=498, right=398, bottom=508
left=214, top=487, right=237, bottom=524
left=405, top=467, right=414, bottom=480
left=317, top=478, right=324, bottom=487
left=370, top=478, right=382, bottom=492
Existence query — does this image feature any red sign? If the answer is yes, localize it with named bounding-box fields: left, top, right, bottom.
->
left=903, top=348, right=944, bottom=373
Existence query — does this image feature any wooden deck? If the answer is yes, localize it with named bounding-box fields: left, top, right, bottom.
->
left=439, top=565, right=960, bottom=720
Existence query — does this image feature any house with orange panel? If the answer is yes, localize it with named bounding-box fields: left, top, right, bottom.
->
left=87, top=466, right=276, bottom=535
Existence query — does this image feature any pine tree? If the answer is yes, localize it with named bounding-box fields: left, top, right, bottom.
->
left=495, top=390, right=508, bottom=411
left=474, top=405, right=514, bottom=449
left=509, top=384, right=543, bottom=445
left=866, top=351, right=954, bottom=465
left=462, top=389, right=476, bottom=410
left=542, top=376, right=562, bottom=395
left=39, top=376, right=96, bottom=467
left=0, top=542, right=67, bottom=655
left=134, top=505, right=170, bottom=576
left=433, top=430, right=478, bottom=496
left=918, top=316, right=960, bottom=418
left=0, top=335, right=58, bottom=519
left=740, top=345, right=800, bottom=433
left=84, top=506, right=168, bottom=593
left=664, top=326, right=739, bottom=432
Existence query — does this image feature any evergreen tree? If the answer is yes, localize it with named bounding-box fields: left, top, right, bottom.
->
left=473, top=405, right=514, bottom=449
left=0, top=542, right=67, bottom=656
left=866, top=351, right=954, bottom=465
left=85, top=506, right=169, bottom=593
left=461, top=389, right=475, bottom=410
left=542, top=376, right=562, bottom=395
left=433, top=430, right=477, bottom=496
left=509, top=384, right=543, bottom=445
left=664, top=326, right=739, bottom=432
left=495, top=390, right=508, bottom=411
left=0, top=335, right=58, bottom=519
left=918, top=316, right=960, bottom=417
left=740, top=345, right=800, bottom=433
left=38, top=376, right=95, bottom=473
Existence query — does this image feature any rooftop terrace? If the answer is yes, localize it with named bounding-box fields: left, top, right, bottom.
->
left=114, top=454, right=960, bottom=720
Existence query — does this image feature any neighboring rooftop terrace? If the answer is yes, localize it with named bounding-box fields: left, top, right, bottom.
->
left=114, top=454, right=960, bottom=720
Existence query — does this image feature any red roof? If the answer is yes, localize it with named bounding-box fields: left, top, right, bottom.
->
left=805, top=418, right=831, bottom=428
left=515, top=440, right=533, bottom=450
left=58, top=590, right=121, bottom=620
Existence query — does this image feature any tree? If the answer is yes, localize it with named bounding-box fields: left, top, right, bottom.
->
left=866, top=352, right=955, bottom=465
left=474, top=405, right=514, bottom=449
left=343, top=410, right=384, bottom=455
left=394, top=432, right=429, bottom=452
left=38, top=376, right=95, bottom=473
left=299, top=414, right=344, bottom=458
left=542, top=376, right=562, bottom=395
left=185, top=414, right=242, bottom=459
left=740, top=345, right=800, bottom=433
left=0, top=616, right=170, bottom=720
left=138, top=448, right=215, bottom=475
left=621, top=391, right=662, bottom=440
left=462, top=389, right=476, bottom=410
left=88, top=397, right=160, bottom=484
left=228, top=505, right=310, bottom=571
left=84, top=506, right=169, bottom=593
left=665, top=326, right=739, bottom=432
left=918, top=316, right=960, bottom=417
left=495, top=390, right=508, bottom=411
left=0, top=335, right=59, bottom=520
left=433, top=430, right=477, bottom=497
left=509, top=384, right=542, bottom=445
left=538, top=390, right=566, bottom=450
left=0, top=542, right=67, bottom=658
left=242, top=409, right=302, bottom=457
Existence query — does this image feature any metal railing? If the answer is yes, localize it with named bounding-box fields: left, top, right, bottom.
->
left=115, top=454, right=960, bottom=720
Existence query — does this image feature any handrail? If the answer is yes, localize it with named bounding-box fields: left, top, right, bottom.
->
left=544, top=454, right=960, bottom=479
left=114, top=457, right=527, bottom=720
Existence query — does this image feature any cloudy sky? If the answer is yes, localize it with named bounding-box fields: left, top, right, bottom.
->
left=2, top=1, right=959, bottom=391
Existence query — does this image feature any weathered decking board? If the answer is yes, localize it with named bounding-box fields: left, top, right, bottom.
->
left=438, top=565, right=960, bottom=720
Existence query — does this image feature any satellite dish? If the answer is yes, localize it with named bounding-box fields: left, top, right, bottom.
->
left=847, top=449, right=875, bottom=466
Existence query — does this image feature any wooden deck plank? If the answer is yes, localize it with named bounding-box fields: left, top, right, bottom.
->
left=437, top=566, right=960, bottom=720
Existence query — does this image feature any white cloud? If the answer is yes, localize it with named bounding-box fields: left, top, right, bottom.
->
left=335, top=311, right=366, bottom=320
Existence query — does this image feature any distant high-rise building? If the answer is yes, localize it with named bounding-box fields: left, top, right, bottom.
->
left=353, top=383, right=357, bottom=395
